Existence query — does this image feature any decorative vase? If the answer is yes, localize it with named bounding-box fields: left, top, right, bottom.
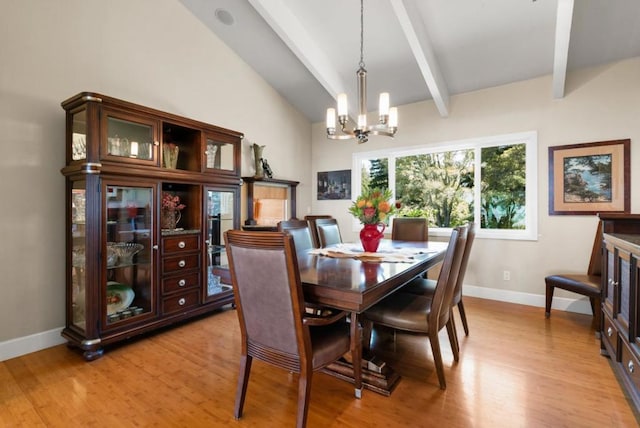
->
left=163, top=144, right=179, bottom=169
left=161, top=209, right=182, bottom=230
left=252, top=143, right=265, bottom=178
left=360, top=223, right=385, bottom=252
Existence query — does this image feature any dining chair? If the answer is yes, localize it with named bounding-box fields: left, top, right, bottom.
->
left=402, top=222, right=476, bottom=338
left=362, top=225, right=468, bottom=390
left=224, top=230, right=356, bottom=428
left=544, top=220, right=603, bottom=334
left=315, top=218, right=342, bottom=248
left=391, top=217, right=429, bottom=241
left=305, top=215, right=333, bottom=248
left=277, top=219, right=316, bottom=252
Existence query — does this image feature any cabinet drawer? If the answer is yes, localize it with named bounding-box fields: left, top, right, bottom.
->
left=602, top=313, right=619, bottom=360
left=162, top=290, right=200, bottom=314
left=162, top=235, right=200, bottom=254
left=620, top=342, right=640, bottom=392
left=162, top=271, right=200, bottom=294
left=162, top=254, right=200, bottom=274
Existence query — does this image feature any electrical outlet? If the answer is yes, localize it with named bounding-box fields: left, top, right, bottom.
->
left=503, top=270, right=511, bottom=281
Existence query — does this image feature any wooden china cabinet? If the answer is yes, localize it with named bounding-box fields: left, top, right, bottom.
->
left=599, top=214, right=640, bottom=413
left=61, top=92, right=242, bottom=360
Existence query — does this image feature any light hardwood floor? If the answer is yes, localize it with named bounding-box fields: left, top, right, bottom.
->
left=1, top=297, right=638, bottom=427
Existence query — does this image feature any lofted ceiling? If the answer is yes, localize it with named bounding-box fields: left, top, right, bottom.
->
left=180, top=0, right=640, bottom=124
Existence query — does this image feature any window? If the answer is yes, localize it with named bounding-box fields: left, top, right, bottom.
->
left=352, top=131, right=538, bottom=240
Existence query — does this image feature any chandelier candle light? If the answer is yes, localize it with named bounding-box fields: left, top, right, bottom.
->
left=326, top=0, right=398, bottom=144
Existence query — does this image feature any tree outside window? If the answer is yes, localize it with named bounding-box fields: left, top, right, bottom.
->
left=353, top=131, right=537, bottom=240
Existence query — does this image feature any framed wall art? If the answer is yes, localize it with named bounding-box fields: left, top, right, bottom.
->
left=548, top=139, right=630, bottom=215
left=317, top=169, right=351, bottom=200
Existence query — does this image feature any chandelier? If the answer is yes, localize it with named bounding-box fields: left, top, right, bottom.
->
left=325, top=0, right=398, bottom=144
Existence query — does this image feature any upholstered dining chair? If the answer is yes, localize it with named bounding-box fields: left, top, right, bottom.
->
left=545, top=220, right=603, bottom=334
left=315, top=218, right=343, bottom=248
left=304, top=215, right=333, bottom=248
left=277, top=219, right=316, bottom=252
left=362, top=225, right=468, bottom=390
left=391, top=217, right=429, bottom=241
left=224, top=230, right=356, bottom=428
left=402, top=222, right=476, bottom=338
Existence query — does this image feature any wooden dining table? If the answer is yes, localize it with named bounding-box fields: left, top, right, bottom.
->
left=297, top=239, right=448, bottom=397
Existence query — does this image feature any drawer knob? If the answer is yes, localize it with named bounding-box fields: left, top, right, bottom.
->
left=178, top=279, right=186, bottom=287
left=178, top=241, right=186, bottom=249
left=607, top=327, right=613, bottom=337
left=178, top=298, right=186, bottom=306
left=178, top=260, right=186, bottom=268
left=628, top=360, right=635, bottom=374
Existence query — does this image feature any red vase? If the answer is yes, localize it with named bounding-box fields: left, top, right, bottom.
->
left=360, top=223, right=386, bottom=252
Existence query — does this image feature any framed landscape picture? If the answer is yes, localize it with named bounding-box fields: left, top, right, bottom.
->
left=317, top=169, right=351, bottom=200
left=548, top=139, right=630, bottom=215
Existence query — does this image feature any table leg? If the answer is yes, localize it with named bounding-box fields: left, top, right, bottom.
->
left=350, top=311, right=362, bottom=398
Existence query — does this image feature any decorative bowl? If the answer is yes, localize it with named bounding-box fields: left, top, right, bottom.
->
left=107, top=242, right=144, bottom=265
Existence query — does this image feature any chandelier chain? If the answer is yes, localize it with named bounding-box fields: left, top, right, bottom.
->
left=359, top=0, right=365, bottom=69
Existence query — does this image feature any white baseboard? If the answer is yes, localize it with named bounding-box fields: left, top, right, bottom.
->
left=464, top=284, right=594, bottom=315
left=0, top=286, right=594, bottom=362
left=0, top=327, right=65, bottom=362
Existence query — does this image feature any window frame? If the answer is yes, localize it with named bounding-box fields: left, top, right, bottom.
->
left=352, top=131, right=538, bottom=241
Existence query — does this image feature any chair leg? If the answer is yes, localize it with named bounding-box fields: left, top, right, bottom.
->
left=234, top=354, right=252, bottom=419
left=446, top=317, right=460, bottom=362
left=429, top=331, right=447, bottom=390
left=545, top=283, right=554, bottom=318
left=458, top=300, right=469, bottom=336
left=592, top=297, right=602, bottom=338
left=296, top=369, right=312, bottom=428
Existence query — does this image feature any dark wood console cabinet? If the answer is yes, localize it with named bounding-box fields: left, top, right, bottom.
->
left=599, top=214, right=640, bottom=413
left=242, top=176, right=299, bottom=231
left=61, top=92, right=242, bottom=360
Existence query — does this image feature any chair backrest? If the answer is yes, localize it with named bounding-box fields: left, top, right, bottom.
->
left=305, top=215, right=333, bottom=248
left=315, top=218, right=342, bottom=247
left=429, top=226, right=468, bottom=331
left=391, top=217, right=429, bottom=241
left=277, top=219, right=316, bottom=252
left=452, top=222, right=476, bottom=301
left=225, top=230, right=310, bottom=369
left=587, top=220, right=604, bottom=276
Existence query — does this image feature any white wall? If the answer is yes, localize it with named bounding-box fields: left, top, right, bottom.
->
left=311, top=57, right=640, bottom=311
left=0, top=0, right=312, bottom=359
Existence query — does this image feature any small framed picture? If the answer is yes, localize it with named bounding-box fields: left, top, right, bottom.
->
left=317, top=170, right=351, bottom=200
left=548, top=139, right=630, bottom=215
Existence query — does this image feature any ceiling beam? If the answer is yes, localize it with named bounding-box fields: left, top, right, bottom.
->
left=248, top=0, right=346, bottom=107
left=390, top=0, right=449, bottom=117
left=552, top=0, right=574, bottom=99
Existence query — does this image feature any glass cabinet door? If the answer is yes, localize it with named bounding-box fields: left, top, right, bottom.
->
left=71, top=182, right=87, bottom=330
left=104, top=110, right=157, bottom=163
left=105, top=184, right=154, bottom=324
left=205, top=135, right=237, bottom=174
left=71, top=109, right=87, bottom=161
left=205, top=189, right=235, bottom=300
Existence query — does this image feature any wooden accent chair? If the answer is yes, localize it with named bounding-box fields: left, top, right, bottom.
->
left=391, top=217, right=429, bottom=241
left=362, top=225, right=468, bottom=389
left=225, top=230, right=357, bottom=428
left=277, top=219, right=316, bottom=252
left=304, top=215, right=333, bottom=248
left=402, top=222, right=476, bottom=338
left=314, top=218, right=342, bottom=248
left=545, top=221, right=603, bottom=332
